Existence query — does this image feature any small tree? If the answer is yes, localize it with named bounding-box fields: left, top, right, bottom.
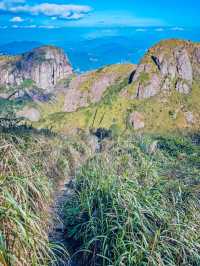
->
left=0, top=99, right=22, bottom=129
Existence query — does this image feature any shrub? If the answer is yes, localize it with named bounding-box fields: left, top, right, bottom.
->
left=157, top=135, right=196, bottom=157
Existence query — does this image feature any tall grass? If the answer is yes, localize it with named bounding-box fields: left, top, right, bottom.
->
left=0, top=128, right=91, bottom=266
left=64, top=134, right=200, bottom=266
left=0, top=133, right=53, bottom=265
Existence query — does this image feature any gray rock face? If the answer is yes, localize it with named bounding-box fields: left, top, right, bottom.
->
left=184, top=111, right=195, bottom=124
left=175, top=81, right=190, bottom=94
left=176, top=49, right=193, bottom=82
left=64, top=72, right=118, bottom=112
left=0, top=46, right=72, bottom=90
left=64, top=64, right=134, bottom=113
left=136, top=74, right=161, bottom=98
left=129, top=111, right=145, bottom=130
left=126, top=39, right=200, bottom=99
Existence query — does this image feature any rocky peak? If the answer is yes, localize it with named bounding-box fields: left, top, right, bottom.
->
left=125, top=39, right=200, bottom=99
left=0, top=46, right=73, bottom=90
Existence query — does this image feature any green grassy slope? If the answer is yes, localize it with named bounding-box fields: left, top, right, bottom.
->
left=36, top=80, right=200, bottom=135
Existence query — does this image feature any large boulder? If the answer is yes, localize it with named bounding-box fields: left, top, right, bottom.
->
left=124, top=39, right=200, bottom=99
left=129, top=111, right=145, bottom=130
left=0, top=46, right=73, bottom=90
left=16, top=106, right=41, bottom=122
left=184, top=111, right=195, bottom=125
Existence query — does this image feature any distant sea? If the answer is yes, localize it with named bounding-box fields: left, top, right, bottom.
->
left=0, top=27, right=199, bottom=72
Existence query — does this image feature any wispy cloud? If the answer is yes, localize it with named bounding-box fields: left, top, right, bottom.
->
left=38, top=25, right=59, bottom=29
left=136, top=28, right=147, bottom=32
left=6, top=0, right=26, bottom=3
left=12, top=24, right=36, bottom=28
left=171, top=27, right=184, bottom=31
left=10, top=16, right=24, bottom=22
left=0, top=1, right=92, bottom=20
left=71, top=11, right=165, bottom=27
left=84, top=29, right=119, bottom=39
left=155, top=28, right=164, bottom=31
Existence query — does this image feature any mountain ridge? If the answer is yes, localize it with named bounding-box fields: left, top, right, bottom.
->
left=0, top=38, right=199, bottom=133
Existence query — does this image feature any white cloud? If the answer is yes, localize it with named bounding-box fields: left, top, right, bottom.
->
left=6, top=0, right=26, bottom=3
left=155, top=28, right=164, bottom=31
left=10, top=24, right=60, bottom=29
left=136, top=28, right=147, bottom=32
left=12, top=24, right=36, bottom=28
left=0, top=2, right=92, bottom=20
left=171, top=27, right=184, bottom=31
left=12, top=24, right=19, bottom=28
left=38, top=25, right=58, bottom=29
left=11, top=0, right=26, bottom=3
left=68, top=13, right=85, bottom=20
left=84, top=29, right=119, bottom=39
left=69, top=11, right=165, bottom=27
left=10, top=16, right=24, bottom=22
left=0, top=2, right=5, bottom=9
left=0, top=0, right=25, bottom=9
left=23, top=24, right=36, bottom=28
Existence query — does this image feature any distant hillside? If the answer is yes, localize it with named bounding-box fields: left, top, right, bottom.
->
left=0, top=41, right=43, bottom=55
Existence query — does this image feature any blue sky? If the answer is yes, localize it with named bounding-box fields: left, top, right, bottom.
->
left=0, top=0, right=199, bottom=29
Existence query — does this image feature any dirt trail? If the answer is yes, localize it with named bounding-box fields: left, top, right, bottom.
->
left=48, top=135, right=100, bottom=265
left=49, top=177, right=76, bottom=266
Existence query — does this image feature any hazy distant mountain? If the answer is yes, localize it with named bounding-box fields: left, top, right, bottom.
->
left=0, top=41, right=43, bottom=55
left=0, top=27, right=199, bottom=71
left=63, top=36, right=147, bottom=72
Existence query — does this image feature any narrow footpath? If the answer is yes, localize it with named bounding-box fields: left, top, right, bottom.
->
left=49, top=177, right=76, bottom=266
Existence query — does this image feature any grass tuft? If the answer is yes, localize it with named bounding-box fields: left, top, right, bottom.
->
left=64, top=134, right=200, bottom=266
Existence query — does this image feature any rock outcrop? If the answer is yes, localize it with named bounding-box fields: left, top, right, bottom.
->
left=0, top=46, right=72, bottom=90
left=129, top=111, right=145, bottom=130
left=125, top=39, right=200, bottom=99
left=64, top=64, right=135, bottom=112
left=16, top=106, right=41, bottom=122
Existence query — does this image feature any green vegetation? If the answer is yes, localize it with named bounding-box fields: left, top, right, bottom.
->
left=0, top=99, right=21, bottom=119
left=36, top=81, right=200, bottom=135
left=64, top=133, right=200, bottom=266
left=0, top=131, right=54, bottom=266
left=77, top=64, right=133, bottom=93
left=20, top=79, right=35, bottom=88
left=0, top=125, right=92, bottom=266
left=139, top=71, right=150, bottom=84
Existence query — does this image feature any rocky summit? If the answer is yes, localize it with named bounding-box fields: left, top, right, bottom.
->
left=123, top=39, right=200, bottom=98
left=0, top=46, right=72, bottom=90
